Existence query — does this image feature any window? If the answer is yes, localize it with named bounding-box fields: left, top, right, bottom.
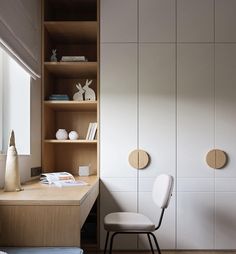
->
left=0, top=46, right=30, bottom=155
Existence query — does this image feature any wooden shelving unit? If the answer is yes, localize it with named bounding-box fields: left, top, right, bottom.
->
left=42, top=0, right=99, bottom=248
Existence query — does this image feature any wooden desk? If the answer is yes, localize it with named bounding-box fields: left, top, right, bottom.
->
left=0, top=176, right=99, bottom=247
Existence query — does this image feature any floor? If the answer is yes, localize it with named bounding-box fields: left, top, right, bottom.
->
left=89, top=251, right=236, bottom=254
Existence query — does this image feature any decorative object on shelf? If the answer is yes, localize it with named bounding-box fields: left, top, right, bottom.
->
left=50, top=49, right=57, bottom=62
left=56, top=129, right=68, bottom=140
left=69, top=131, right=79, bottom=140
left=128, top=149, right=150, bottom=169
left=206, top=149, right=227, bottom=169
left=61, top=56, right=88, bottom=62
left=4, top=130, right=23, bottom=192
left=78, top=165, right=93, bottom=176
left=73, top=83, right=84, bottom=101
left=48, top=94, right=69, bottom=101
left=83, top=79, right=96, bottom=101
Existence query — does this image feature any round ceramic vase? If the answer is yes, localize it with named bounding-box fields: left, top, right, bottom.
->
left=56, top=129, right=68, bottom=140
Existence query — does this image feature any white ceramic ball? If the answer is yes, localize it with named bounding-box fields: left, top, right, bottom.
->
left=69, top=131, right=79, bottom=140
left=56, top=129, right=68, bottom=140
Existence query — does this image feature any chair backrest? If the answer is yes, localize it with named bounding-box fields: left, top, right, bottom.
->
left=152, top=174, right=174, bottom=209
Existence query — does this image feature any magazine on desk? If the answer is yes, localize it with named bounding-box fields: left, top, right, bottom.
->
left=40, top=172, right=89, bottom=187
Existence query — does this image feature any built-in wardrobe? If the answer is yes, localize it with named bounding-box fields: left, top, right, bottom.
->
left=100, top=0, right=236, bottom=250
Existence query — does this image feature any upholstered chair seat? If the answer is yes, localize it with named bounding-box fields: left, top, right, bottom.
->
left=104, top=212, right=155, bottom=232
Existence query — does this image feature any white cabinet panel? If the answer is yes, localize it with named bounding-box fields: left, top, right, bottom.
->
left=215, top=0, right=236, bottom=42
left=215, top=178, right=236, bottom=192
left=177, top=44, right=214, bottom=178
left=215, top=44, right=236, bottom=178
left=177, top=178, right=214, bottom=192
left=101, top=178, right=137, bottom=192
left=100, top=0, right=137, bottom=42
left=100, top=183, right=138, bottom=250
left=177, top=0, right=214, bottom=42
left=177, top=192, right=214, bottom=249
left=100, top=44, right=137, bottom=178
left=139, top=0, right=176, bottom=42
left=138, top=192, right=176, bottom=249
left=215, top=193, right=236, bottom=249
left=139, top=44, right=175, bottom=178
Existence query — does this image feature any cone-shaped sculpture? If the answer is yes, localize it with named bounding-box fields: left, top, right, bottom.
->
left=4, top=130, right=23, bottom=192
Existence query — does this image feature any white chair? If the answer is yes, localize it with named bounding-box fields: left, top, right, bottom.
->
left=103, top=174, right=174, bottom=254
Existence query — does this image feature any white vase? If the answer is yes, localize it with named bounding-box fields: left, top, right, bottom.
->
left=56, top=129, right=68, bottom=140
left=69, top=131, right=79, bottom=140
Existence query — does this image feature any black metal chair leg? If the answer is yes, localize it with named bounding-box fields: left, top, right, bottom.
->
left=109, top=233, right=117, bottom=254
left=104, top=231, right=110, bottom=254
left=147, top=233, right=155, bottom=254
left=150, top=232, right=161, bottom=254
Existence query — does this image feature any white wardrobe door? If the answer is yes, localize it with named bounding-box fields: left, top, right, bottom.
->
left=215, top=44, right=236, bottom=178
left=100, top=43, right=138, bottom=249
left=100, top=0, right=137, bottom=42
left=139, top=0, right=176, bottom=43
left=214, top=44, right=236, bottom=249
left=215, top=0, right=236, bottom=42
left=177, top=192, right=214, bottom=249
left=100, top=43, right=138, bottom=178
left=177, top=0, right=214, bottom=42
left=139, top=44, right=176, bottom=178
left=177, top=44, right=214, bottom=249
left=138, top=44, right=176, bottom=249
left=177, top=44, right=214, bottom=178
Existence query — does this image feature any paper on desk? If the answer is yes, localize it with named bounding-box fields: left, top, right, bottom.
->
left=53, top=180, right=89, bottom=187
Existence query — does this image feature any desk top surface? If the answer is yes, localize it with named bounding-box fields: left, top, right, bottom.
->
left=0, top=176, right=99, bottom=206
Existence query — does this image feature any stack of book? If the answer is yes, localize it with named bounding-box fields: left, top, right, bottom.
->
left=86, top=122, right=97, bottom=140
left=48, top=94, right=69, bottom=101
left=60, top=56, right=88, bottom=62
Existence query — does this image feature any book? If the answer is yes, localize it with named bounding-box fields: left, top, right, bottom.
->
left=86, top=123, right=93, bottom=140
left=89, top=122, right=97, bottom=140
left=40, top=172, right=88, bottom=187
left=60, top=56, right=88, bottom=62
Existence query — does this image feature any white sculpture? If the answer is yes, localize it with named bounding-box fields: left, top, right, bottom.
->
left=69, top=131, right=79, bottom=140
left=50, top=49, right=57, bottom=62
left=83, top=79, right=96, bottom=101
left=4, top=130, right=23, bottom=192
left=73, top=83, right=84, bottom=101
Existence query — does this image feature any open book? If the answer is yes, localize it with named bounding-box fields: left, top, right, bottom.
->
left=40, top=172, right=88, bottom=187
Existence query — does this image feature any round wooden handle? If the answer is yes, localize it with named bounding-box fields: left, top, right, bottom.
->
left=128, top=149, right=150, bottom=169
left=206, top=149, right=227, bottom=169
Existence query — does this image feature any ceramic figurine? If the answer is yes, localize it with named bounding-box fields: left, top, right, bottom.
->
left=73, top=83, right=84, bottom=101
left=83, top=79, right=96, bottom=101
left=4, top=130, right=23, bottom=192
left=56, top=129, right=68, bottom=140
left=69, top=131, right=79, bottom=140
left=50, top=49, right=57, bottom=62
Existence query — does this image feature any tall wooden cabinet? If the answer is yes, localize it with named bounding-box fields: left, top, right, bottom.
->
left=100, top=0, right=236, bottom=251
left=42, top=0, right=99, bottom=247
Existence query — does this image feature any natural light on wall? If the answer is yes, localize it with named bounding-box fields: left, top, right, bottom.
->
left=0, top=46, right=30, bottom=155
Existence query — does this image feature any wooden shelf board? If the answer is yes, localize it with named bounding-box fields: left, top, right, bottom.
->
left=44, top=139, right=97, bottom=144
left=44, top=21, right=98, bottom=43
left=44, top=62, right=97, bottom=78
left=44, top=101, right=97, bottom=111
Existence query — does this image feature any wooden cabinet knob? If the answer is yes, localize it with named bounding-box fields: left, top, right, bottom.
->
left=128, top=149, right=150, bottom=169
left=206, top=149, right=227, bottom=169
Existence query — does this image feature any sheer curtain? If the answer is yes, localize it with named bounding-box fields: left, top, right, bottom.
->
left=0, top=0, right=41, bottom=79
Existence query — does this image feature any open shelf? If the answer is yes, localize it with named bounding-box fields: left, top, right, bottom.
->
left=44, top=0, right=97, bottom=21
left=44, top=21, right=98, bottom=44
left=44, top=62, right=97, bottom=78
left=44, top=101, right=97, bottom=111
left=44, top=139, right=97, bottom=144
